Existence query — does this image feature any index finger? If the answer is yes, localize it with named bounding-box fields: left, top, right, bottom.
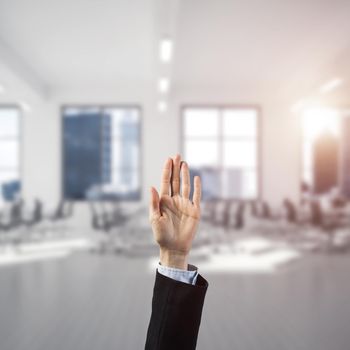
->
left=160, top=158, right=172, bottom=196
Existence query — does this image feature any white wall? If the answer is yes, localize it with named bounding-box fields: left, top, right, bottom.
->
left=262, top=103, right=300, bottom=207
left=22, top=101, right=61, bottom=206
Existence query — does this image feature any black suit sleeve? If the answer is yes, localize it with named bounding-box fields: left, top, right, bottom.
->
left=145, top=271, right=208, bottom=350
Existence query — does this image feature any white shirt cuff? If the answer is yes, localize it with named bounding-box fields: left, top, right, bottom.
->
left=157, top=263, right=199, bottom=285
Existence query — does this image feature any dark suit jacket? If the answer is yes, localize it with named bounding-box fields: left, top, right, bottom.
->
left=145, top=271, right=208, bottom=350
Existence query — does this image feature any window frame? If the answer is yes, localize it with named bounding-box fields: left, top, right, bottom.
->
left=180, top=104, right=262, bottom=200
left=60, top=104, right=143, bottom=202
left=0, top=104, right=22, bottom=202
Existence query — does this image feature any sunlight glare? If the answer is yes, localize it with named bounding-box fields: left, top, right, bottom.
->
left=302, top=108, right=340, bottom=141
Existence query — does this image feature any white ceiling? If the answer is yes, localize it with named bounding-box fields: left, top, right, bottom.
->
left=174, top=0, right=350, bottom=98
left=0, top=0, right=156, bottom=90
left=0, top=0, right=350, bottom=101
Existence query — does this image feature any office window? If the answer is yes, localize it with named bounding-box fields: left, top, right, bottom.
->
left=63, top=106, right=141, bottom=200
left=183, top=107, right=259, bottom=200
left=0, top=107, right=21, bottom=201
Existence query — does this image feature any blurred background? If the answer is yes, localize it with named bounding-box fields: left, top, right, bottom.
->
left=1, top=0, right=350, bottom=349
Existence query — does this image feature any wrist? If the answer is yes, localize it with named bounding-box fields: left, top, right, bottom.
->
left=160, top=248, right=189, bottom=270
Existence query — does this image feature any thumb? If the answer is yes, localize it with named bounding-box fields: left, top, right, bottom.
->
left=149, top=187, right=161, bottom=219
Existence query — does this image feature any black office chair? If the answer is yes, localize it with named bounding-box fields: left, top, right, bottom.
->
left=46, top=199, right=75, bottom=237
left=22, top=199, right=43, bottom=227
left=89, top=200, right=113, bottom=232
left=235, top=201, right=245, bottom=229
left=282, top=198, right=297, bottom=223
left=50, top=199, right=74, bottom=221
left=0, top=199, right=24, bottom=244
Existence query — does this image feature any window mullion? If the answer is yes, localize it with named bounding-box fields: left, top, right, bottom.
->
left=219, top=108, right=224, bottom=197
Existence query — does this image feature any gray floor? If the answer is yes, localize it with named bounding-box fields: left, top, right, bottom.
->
left=0, top=251, right=350, bottom=350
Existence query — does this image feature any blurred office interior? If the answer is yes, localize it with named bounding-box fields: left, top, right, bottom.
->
left=1, top=0, right=350, bottom=349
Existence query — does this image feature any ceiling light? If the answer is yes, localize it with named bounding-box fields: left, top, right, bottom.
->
left=20, top=101, right=31, bottom=112
left=158, top=101, right=168, bottom=113
left=158, top=77, right=170, bottom=94
left=159, top=38, right=173, bottom=62
left=0, top=84, right=5, bottom=94
left=320, top=78, right=343, bottom=94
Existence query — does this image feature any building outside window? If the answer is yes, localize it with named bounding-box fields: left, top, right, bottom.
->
left=301, top=108, right=350, bottom=198
left=0, top=107, right=21, bottom=202
left=183, top=106, right=259, bottom=200
left=63, top=106, right=141, bottom=200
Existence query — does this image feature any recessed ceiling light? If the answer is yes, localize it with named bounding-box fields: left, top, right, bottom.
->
left=320, top=78, right=343, bottom=94
left=158, top=77, right=170, bottom=94
left=20, top=101, right=31, bottom=112
left=159, top=38, right=173, bottom=62
left=158, top=101, right=168, bottom=113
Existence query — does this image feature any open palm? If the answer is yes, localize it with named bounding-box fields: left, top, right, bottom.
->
left=149, top=155, right=201, bottom=268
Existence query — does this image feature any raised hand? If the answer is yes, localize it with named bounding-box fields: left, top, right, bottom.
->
left=149, top=154, right=201, bottom=269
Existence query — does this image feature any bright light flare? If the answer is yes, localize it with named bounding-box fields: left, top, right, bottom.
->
left=302, top=108, right=340, bottom=141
